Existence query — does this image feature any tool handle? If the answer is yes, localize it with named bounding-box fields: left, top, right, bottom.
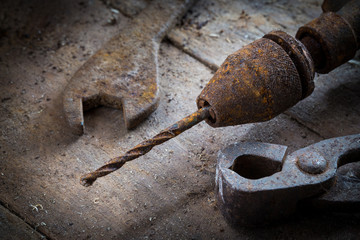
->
left=120, top=0, right=195, bottom=43
left=297, top=0, right=360, bottom=73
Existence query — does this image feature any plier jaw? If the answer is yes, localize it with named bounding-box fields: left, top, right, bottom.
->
left=216, top=134, right=360, bottom=226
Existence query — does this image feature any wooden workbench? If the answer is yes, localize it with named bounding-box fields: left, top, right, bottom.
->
left=0, top=0, right=359, bottom=239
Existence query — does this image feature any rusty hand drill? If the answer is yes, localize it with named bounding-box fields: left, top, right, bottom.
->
left=81, top=0, right=360, bottom=186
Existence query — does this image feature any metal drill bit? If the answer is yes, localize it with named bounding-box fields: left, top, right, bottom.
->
left=80, top=106, right=210, bottom=187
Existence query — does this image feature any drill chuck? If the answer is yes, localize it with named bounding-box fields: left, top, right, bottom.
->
left=197, top=31, right=314, bottom=128
left=81, top=0, right=359, bottom=186
left=197, top=0, right=360, bottom=128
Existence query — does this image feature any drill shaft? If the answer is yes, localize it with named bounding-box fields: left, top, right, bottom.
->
left=80, top=107, right=210, bottom=186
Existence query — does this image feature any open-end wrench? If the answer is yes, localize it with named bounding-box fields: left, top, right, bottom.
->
left=79, top=0, right=360, bottom=186
left=63, top=0, right=195, bottom=135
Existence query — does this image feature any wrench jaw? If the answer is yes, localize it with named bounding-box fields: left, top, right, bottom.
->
left=63, top=93, right=85, bottom=136
left=61, top=0, right=196, bottom=135
left=63, top=80, right=101, bottom=136
left=62, top=39, right=160, bottom=135
left=97, top=88, right=160, bottom=130
left=122, top=94, right=160, bottom=130
left=63, top=85, right=160, bottom=135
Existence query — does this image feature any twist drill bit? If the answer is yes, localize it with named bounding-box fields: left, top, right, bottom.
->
left=80, top=106, right=211, bottom=186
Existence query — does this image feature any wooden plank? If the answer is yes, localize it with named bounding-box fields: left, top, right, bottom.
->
left=0, top=0, right=359, bottom=239
left=168, top=0, right=322, bottom=70
left=101, top=0, right=148, bottom=17
left=0, top=204, right=45, bottom=240
left=128, top=190, right=360, bottom=240
left=0, top=38, right=326, bottom=239
left=167, top=0, right=360, bottom=138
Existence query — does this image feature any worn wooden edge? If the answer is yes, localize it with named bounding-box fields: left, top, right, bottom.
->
left=0, top=203, right=46, bottom=240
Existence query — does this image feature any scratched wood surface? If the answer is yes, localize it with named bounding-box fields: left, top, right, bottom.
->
left=0, top=204, right=45, bottom=239
left=0, top=0, right=359, bottom=239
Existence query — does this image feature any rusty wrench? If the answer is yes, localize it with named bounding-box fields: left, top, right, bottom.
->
left=216, top=134, right=360, bottom=226
left=63, top=0, right=195, bottom=135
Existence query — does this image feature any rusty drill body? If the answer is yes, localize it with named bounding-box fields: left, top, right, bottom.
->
left=81, top=0, right=360, bottom=186
left=197, top=0, right=359, bottom=128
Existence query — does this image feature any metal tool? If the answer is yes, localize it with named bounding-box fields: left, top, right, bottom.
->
left=81, top=106, right=210, bottom=186
left=63, top=0, right=195, bottom=135
left=81, top=1, right=360, bottom=186
left=296, top=0, right=360, bottom=73
left=216, top=134, right=360, bottom=226
left=322, top=0, right=352, bottom=12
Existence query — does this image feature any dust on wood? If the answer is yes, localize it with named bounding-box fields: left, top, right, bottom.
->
left=0, top=0, right=359, bottom=239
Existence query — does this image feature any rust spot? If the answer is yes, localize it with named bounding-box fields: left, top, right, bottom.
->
left=296, top=11, right=358, bottom=74
left=197, top=36, right=305, bottom=127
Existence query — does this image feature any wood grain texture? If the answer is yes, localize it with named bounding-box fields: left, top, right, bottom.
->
left=0, top=204, right=45, bottom=240
left=0, top=0, right=359, bottom=239
left=287, top=63, right=360, bottom=138
left=168, top=0, right=360, bottom=138
left=168, top=0, right=322, bottom=70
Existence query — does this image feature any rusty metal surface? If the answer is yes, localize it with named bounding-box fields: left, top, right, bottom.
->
left=337, top=0, right=360, bottom=48
left=321, top=0, right=351, bottom=12
left=312, top=160, right=360, bottom=211
left=1, top=0, right=360, bottom=239
left=81, top=29, right=314, bottom=186
left=196, top=35, right=304, bottom=127
left=263, top=31, right=315, bottom=99
left=63, top=0, right=195, bottom=135
left=216, top=134, right=360, bottom=226
left=297, top=5, right=359, bottom=73
left=81, top=106, right=210, bottom=186
left=168, top=0, right=322, bottom=71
